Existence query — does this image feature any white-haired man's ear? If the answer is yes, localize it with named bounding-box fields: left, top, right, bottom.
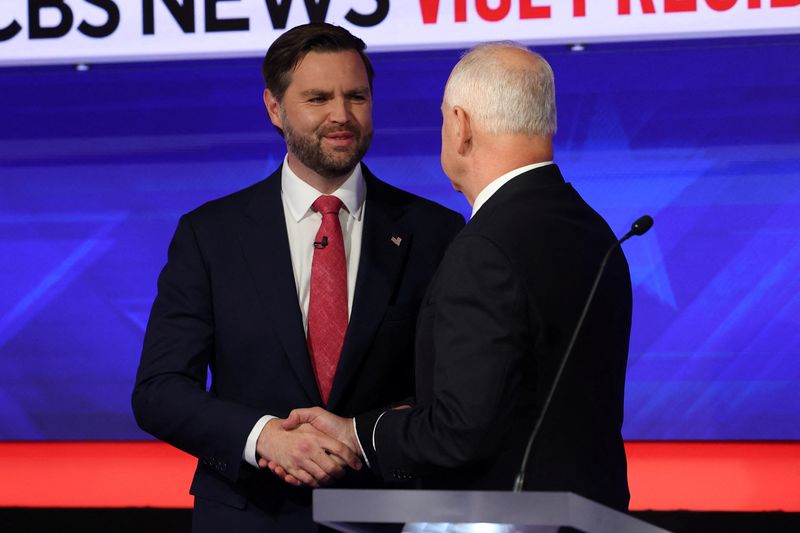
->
left=452, top=105, right=472, bottom=156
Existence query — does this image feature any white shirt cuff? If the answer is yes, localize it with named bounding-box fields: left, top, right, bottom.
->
left=353, top=417, right=371, bottom=470
left=372, top=410, right=389, bottom=456
left=243, top=415, right=275, bottom=468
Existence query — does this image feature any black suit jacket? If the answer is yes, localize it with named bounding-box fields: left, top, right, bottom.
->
left=356, top=164, right=632, bottom=511
left=132, top=164, right=464, bottom=532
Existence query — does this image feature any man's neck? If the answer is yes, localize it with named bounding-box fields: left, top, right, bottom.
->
left=464, top=134, right=553, bottom=204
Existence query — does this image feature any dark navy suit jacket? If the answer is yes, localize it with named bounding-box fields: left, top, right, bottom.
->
left=132, top=164, right=464, bottom=532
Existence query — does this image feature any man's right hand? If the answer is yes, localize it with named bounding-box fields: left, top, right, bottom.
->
left=256, top=418, right=362, bottom=487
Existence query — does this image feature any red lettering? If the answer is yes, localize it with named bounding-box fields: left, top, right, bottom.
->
left=419, top=0, right=794, bottom=24
left=419, top=0, right=440, bottom=23
left=420, top=0, right=795, bottom=25
left=520, top=0, right=550, bottom=19
left=746, top=0, right=798, bottom=6
left=477, top=0, right=511, bottom=21
left=456, top=0, right=467, bottom=22
left=707, top=0, right=736, bottom=9
left=665, top=0, right=696, bottom=11
left=619, top=1, right=656, bottom=15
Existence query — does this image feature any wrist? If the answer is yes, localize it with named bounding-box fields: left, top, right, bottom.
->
left=245, top=415, right=275, bottom=468
left=256, top=417, right=281, bottom=461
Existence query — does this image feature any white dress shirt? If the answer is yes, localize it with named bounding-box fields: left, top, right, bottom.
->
left=243, top=157, right=366, bottom=467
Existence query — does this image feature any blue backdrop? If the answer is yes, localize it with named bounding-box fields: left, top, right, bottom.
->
left=1, top=35, right=798, bottom=440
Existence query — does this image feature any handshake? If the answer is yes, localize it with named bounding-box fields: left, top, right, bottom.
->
left=255, top=407, right=362, bottom=488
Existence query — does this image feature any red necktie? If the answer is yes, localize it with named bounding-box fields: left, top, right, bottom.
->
left=307, top=195, right=348, bottom=404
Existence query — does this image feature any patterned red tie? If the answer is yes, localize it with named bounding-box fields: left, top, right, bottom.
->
left=307, top=195, right=348, bottom=404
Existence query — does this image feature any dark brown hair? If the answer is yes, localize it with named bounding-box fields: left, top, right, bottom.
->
left=262, top=23, right=374, bottom=101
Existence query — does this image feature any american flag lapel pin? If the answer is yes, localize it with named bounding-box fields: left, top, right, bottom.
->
left=390, top=235, right=402, bottom=247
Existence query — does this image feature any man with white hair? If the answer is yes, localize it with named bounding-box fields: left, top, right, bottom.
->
left=279, top=43, right=632, bottom=510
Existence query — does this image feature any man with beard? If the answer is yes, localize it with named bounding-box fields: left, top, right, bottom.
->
left=132, top=23, right=464, bottom=533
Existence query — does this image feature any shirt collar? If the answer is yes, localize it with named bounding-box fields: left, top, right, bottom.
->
left=471, top=161, right=554, bottom=218
left=280, top=155, right=366, bottom=222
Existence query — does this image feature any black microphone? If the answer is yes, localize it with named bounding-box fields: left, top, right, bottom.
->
left=313, top=236, right=328, bottom=249
left=512, top=214, right=654, bottom=492
left=621, top=214, right=653, bottom=242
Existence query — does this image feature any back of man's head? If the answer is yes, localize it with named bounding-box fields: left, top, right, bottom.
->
left=262, top=23, right=374, bottom=102
left=444, top=43, right=557, bottom=137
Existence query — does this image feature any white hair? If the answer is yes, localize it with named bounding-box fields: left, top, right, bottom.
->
left=443, top=42, right=557, bottom=136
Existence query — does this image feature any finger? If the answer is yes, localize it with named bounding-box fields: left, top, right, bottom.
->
left=315, top=451, right=350, bottom=481
left=282, top=473, right=301, bottom=486
left=286, top=466, right=320, bottom=488
left=279, top=472, right=302, bottom=487
left=271, top=466, right=301, bottom=487
left=266, top=461, right=301, bottom=486
left=303, top=438, right=353, bottom=482
left=327, top=451, right=361, bottom=472
left=307, top=452, right=347, bottom=482
left=297, top=455, right=337, bottom=485
left=281, top=412, right=301, bottom=430
left=266, top=461, right=289, bottom=479
left=328, top=453, right=346, bottom=467
left=282, top=407, right=322, bottom=429
left=320, top=435, right=362, bottom=470
left=291, top=443, right=339, bottom=485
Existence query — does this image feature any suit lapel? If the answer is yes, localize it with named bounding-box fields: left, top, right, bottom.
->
left=327, top=171, right=411, bottom=409
left=238, top=169, right=322, bottom=405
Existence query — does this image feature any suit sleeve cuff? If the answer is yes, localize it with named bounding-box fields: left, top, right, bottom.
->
left=354, top=408, right=391, bottom=475
left=243, top=415, right=275, bottom=468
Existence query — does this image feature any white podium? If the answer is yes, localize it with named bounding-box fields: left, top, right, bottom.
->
left=314, top=489, right=672, bottom=533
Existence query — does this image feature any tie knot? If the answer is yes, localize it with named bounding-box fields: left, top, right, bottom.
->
left=312, top=195, right=344, bottom=216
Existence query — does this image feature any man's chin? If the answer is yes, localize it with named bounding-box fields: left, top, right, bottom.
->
left=324, top=145, right=359, bottom=158
left=319, top=152, right=364, bottom=174
left=318, top=163, right=359, bottom=180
